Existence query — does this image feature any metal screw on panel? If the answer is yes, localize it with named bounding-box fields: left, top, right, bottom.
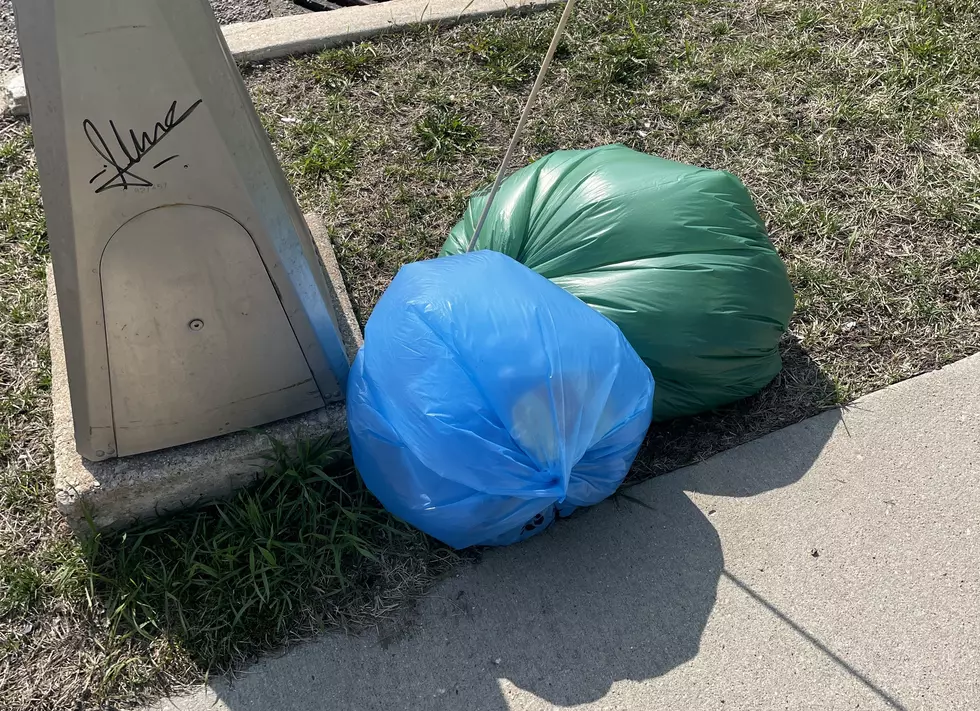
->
left=188, top=318, right=205, bottom=331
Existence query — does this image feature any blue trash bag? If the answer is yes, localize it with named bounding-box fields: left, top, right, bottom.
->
left=347, top=250, right=655, bottom=549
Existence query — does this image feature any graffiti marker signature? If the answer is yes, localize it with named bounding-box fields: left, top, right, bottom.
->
left=84, top=99, right=202, bottom=193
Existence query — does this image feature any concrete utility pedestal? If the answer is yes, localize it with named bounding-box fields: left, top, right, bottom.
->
left=13, top=0, right=361, bottom=531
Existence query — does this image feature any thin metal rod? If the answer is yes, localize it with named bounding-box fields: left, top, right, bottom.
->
left=465, top=0, right=578, bottom=252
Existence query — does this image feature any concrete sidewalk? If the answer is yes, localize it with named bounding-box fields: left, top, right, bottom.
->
left=152, top=355, right=980, bottom=711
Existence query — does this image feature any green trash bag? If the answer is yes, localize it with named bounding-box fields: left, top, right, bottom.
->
left=441, top=144, right=794, bottom=421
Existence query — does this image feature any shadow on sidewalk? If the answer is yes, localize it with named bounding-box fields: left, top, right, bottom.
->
left=449, top=408, right=841, bottom=708
left=201, top=348, right=842, bottom=710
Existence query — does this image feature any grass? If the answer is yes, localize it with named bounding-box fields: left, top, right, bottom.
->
left=465, top=24, right=562, bottom=86
left=307, top=42, right=382, bottom=89
left=84, top=435, right=450, bottom=672
left=413, top=105, right=482, bottom=161
left=967, top=124, right=980, bottom=153
left=2, top=0, right=980, bottom=707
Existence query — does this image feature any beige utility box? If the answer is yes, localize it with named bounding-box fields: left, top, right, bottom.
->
left=15, top=0, right=350, bottom=461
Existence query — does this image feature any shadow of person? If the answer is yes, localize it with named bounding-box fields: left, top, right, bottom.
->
left=200, top=346, right=842, bottom=711
left=482, top=342, right=841, bottom=706
left=455, top=404, right=841, bottom=708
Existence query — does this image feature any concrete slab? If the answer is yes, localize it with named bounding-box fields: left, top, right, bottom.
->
left=2, top=0, right=558, bottom=118
left=51, top=213, right=361, bottom=534
left=150, top=354, right=980, bottom=711
left=2, top=69, right=24, bottom=116
left=222, top=0, right=559, bottom=62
